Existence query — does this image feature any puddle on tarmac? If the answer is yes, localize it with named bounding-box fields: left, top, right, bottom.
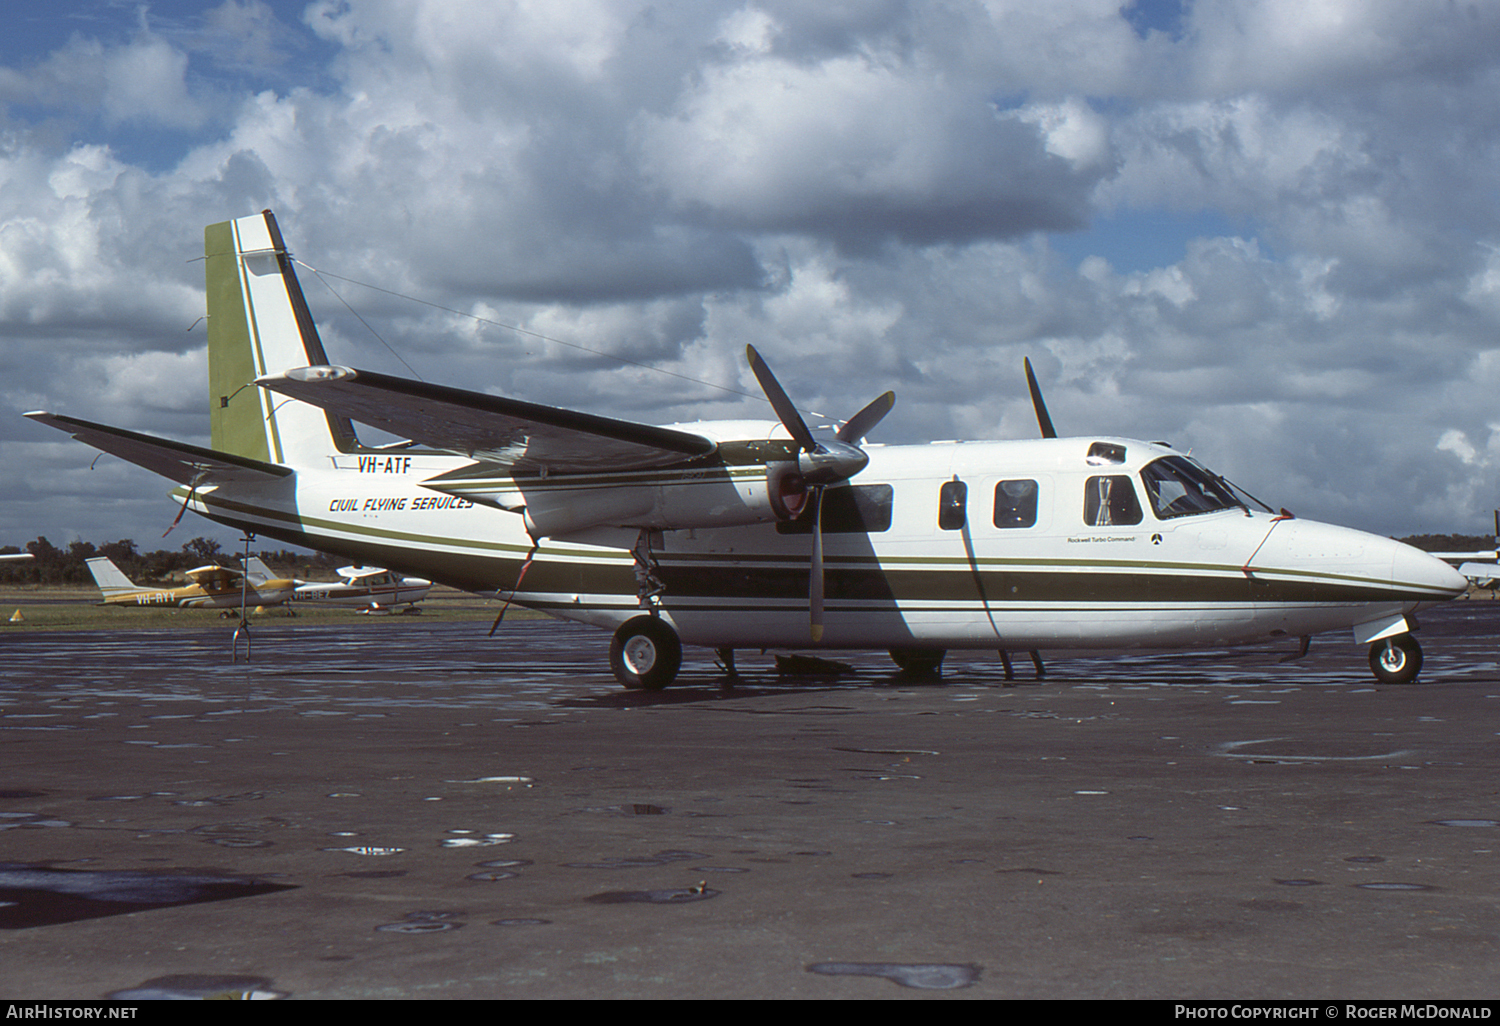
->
left=806, top=962, right=981, bottom=990
left=0, top=864, right=296, bottom=929
left=439, top=831, right=514, bottom=848
left=585, top=886, right=719, bottom=904
left=564, top=850, right=709, bottom=870
left=1355, top=882, right=1437, bottom=891
left=106, top=974, right=286, bottom=1000
left=569, top=804, right=670, bottom=817
left=0, top=813, right=72, bottom=830
left=1429, top=819, right=1500, bottom=827
left=375, top=920, right=463, bottom=933
left=493, top=917, right=551, bottom=926
left=376, top=910, right=466, bottom=933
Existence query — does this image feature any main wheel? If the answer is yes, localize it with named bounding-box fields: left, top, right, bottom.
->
left=889, top=648, right=946, bottom=676
left=1369, top=634, right=1423, bottom=685
left=609, top=616, right=682, bottom=691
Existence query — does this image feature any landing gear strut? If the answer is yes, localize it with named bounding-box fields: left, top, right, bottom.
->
left=1369, top=633, right=1423, bottom=685
left=609, top=615, right=682, bottom=691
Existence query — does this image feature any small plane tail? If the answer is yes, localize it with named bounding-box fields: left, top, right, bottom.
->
left=85, top=557, right=138, bottom=598
left=205, top=210, right=360, bottom=466
left=243, top=555, right=275, bottom=584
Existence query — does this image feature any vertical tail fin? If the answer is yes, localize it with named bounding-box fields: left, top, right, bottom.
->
left=243, top=555, right=275, bottom=584
left=206, top=210, right=359, bottom=465
left=85, top=557, right=138, bottom=598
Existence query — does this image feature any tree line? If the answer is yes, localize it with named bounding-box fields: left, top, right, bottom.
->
left=0, top=537, right=340, bottom=587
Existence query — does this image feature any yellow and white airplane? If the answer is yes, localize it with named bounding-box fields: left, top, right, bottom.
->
left=85, top=556, right=296, bottom=610
left=245, top=557, right=431, bottom=611
left=28, top=211, right=1467, bottom=688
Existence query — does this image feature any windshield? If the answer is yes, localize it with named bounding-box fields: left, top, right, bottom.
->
left=1140, top=456, right=1248, bottom=520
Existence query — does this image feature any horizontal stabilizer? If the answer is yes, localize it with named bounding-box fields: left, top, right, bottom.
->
left=256, top=366, right=717, bottom=474
left=25, top=412, right=292, bottom=485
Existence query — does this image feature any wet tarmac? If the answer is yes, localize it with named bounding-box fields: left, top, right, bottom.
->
left=2, top=605, right=1499, bottom=999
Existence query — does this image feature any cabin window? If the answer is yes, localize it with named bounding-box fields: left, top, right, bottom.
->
left=1139, top=456, right=1245, bottom=520
left=993, top=480, right=1038, bottom=528
left=1083, top=475, right=1142, bottom=526
left=938, top=480, right=967, bottom=531
left=776, top=483, right=895, bottom=535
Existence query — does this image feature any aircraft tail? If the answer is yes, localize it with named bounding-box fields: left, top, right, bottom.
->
left=243, top=555, right=275, bottom=583
left=85, top=557, right=137, bottom=598
left=205, top=211, right=360, bottom=466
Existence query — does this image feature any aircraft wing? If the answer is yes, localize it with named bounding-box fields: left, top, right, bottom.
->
left=25, top=412, right=293, bottom=485
left=255, top=366, right=717, bottom=474
left=184, top=565, right=242, bottom=587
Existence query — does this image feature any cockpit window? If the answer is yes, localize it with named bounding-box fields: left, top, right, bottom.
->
left=1139, top=456, right=1245, bottom=520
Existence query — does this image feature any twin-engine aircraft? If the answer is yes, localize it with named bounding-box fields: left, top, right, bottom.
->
left=84, top=557, right=296, bottom=610
left=28, top=211, right=1468, bottom=688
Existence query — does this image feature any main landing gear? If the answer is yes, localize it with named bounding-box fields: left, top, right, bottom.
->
left=609, top=616, right=682, bottom=691
left=1369, top=633, right=1423, bottom=685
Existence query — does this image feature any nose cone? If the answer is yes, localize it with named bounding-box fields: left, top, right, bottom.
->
left=1253, top=518, right=1468, bottom=602
left=1391, top=541, right=1469, bottom=600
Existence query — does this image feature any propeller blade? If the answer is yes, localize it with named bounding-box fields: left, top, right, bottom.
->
left=836, top=391, right=895, bottom=444
left=1024, top=357, right=1057, bottom=439
left=746, top=345, right=818, bottom=453
left=810, top=485, right=825, bottom=643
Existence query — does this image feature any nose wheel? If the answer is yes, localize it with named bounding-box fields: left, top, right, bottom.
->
left=1369, top=634, right=1423, bottom=685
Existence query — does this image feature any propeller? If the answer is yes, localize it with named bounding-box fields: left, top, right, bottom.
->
left=1024, top=357, right=1057, bottom=439
left=745, top=345, right=895, bottom=642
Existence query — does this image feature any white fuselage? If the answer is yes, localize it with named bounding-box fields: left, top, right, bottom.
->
left=293, top=574, right=432, bottom=607
left=179, top=432, right=1467, bottom=654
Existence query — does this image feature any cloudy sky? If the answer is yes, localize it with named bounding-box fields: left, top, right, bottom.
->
left=4, top=0, right=1500, bottom=553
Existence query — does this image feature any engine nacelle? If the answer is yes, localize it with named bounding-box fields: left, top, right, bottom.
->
left=519, top=462, right=809, bottom=538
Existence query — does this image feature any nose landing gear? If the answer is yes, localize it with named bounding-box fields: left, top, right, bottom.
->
left=1369, top=634, right=1423, bottom=685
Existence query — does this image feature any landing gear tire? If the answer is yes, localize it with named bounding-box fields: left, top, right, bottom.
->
left=610, top=616, right=682, bottom=691
left=889, top=648, right=946, bottom=676
left=1369, top=634, right=1423, bottom=685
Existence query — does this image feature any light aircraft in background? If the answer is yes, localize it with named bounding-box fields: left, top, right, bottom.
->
left=0, top=553, right=32, bottom=562
left=28, top=211, right=1468, bottom=688
left=1428, top=511, right=1500, bottom=589
left=85, top=556, right=296, bottom=610
left=245, top=556, right=431, bottom=612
